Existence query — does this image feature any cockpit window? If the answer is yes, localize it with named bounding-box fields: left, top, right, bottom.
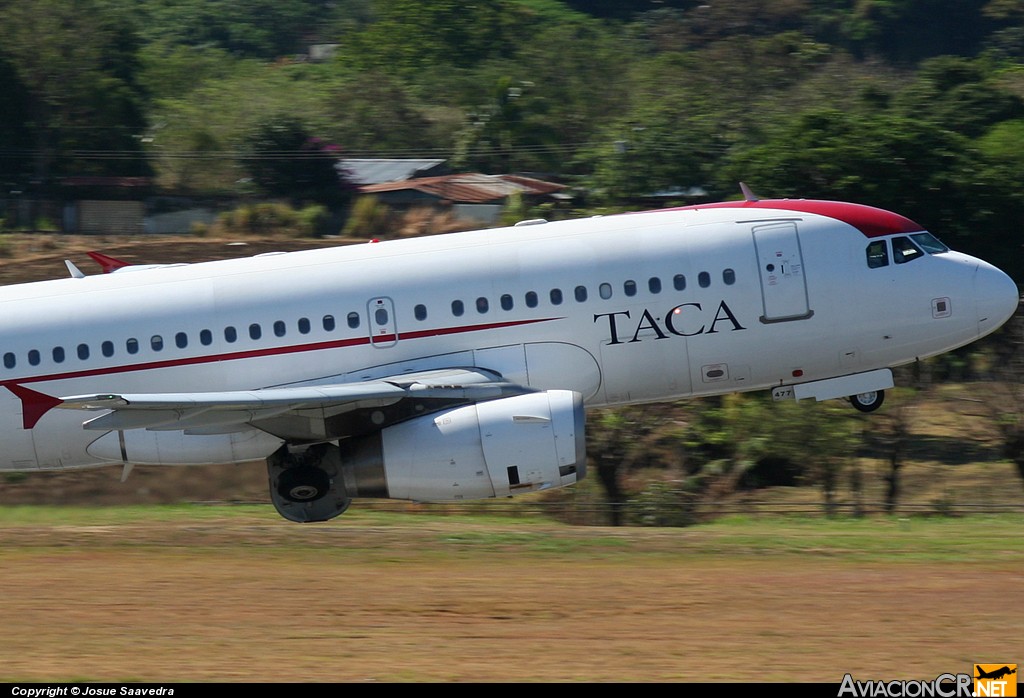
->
left=892, top=236, right=924, bottom=264
left=910, top=232, right=949, bottom=254
left=866, top=240, right=889, bottom=268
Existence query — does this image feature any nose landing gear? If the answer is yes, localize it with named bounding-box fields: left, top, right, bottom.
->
left=849, top=390, right=885, bottom=413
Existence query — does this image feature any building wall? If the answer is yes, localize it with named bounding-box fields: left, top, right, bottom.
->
left=78, top=200, right=145, bottom=235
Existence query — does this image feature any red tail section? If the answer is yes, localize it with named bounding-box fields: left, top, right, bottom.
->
left=86, top=251, right=132, bottom=273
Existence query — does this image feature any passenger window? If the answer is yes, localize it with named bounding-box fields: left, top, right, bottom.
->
left=77, top=343, right=89, bottom=360
left=550, top=289, right=563, bottom=305
left=723, top=269, right=736, bottom=285
left=175, top=332, right=188, bottom=349
left=28, top=349, right=40, bottom=366
left=575, top=286, right=588, bottom=302
left=274, top=320, right=286, bottom=337
left=200, top=329, right=213, bottom=346
left=414, top=304, right=427, bottom=321
left=599, top=283, right=612, bottom=300
left=3, top=352, right=14, bottom=369
left=624, top=280, right=637, bottom=297
left=451, top=300, right=464, bottom=317
left=866, top=241, right=889, bottom=268
left=224, top=327, right=237, bottom=343
left=126, top=338, right=139, bottom=355
left=500, top=294, right=513, bottom=311
left=151, top=335, right=163, bottom=351
left=525, top=291, right=538, bottom=308
left=52, top=347, right=65, bottom=363
left=698, top=271, right=711, bottom=288
left=101, top=341, right=114, bottom=357
left=323, top=315, right=336, bottom=331
left=249, top=324, right=262, bottom=340
left=673, top=274, right=686, bottom=291
left=476, top=297, right=489, bottom=313
left=892, top=236, right=924, bottom=264
left=649, top=277, right=661, bottom=294
left=346, top=312, right=359, bottom=329
left=298, top=318, right=311, bottom=334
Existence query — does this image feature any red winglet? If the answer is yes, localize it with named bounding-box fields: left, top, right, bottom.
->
left=4, top=384, right=63, bottom=429
left=86, top=251, right=132, bottom=273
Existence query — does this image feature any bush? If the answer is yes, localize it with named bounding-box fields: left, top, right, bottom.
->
left=627, top=479, right=703, bottom=527
left=343, top=196, right=392, bottom=238
left=209, top=201, right=326, bottom=238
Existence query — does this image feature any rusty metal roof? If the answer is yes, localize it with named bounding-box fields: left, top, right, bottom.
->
left=359, top=173, right=565, bottom=203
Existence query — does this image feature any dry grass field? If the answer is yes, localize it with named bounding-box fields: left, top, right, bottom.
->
left=0, top=508, right=1021, bottom=683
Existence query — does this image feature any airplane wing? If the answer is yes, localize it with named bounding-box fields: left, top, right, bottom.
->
left=55, top=368, right=533, bottom=441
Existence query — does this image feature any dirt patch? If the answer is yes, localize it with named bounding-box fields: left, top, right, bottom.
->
left=0, top=515, right=1017, bottom=682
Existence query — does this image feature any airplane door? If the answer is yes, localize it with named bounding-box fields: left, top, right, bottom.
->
left=752, top=222, right=812, bottom=323
left=368, top=297, right=397, bottom=347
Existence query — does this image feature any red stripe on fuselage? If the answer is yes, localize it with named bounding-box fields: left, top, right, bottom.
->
left=0, top=317, right=561, bottom=388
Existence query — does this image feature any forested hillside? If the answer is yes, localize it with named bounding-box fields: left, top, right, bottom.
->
left=3, top=0, right=1024, bottom=274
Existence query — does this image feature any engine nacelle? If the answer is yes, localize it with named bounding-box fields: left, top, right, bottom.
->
left=339, top=389, right=587, bottom=502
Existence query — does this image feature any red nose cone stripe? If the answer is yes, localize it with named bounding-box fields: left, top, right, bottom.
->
left=657, top=199, right=925, bottom=238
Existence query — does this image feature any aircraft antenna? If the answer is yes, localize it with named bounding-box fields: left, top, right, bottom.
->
left=65, top=260, right=85, bottom=279
left=739, top=182, right=759, bottom=202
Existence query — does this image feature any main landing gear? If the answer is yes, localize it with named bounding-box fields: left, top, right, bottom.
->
left=267, top=443, right=351, bottom=523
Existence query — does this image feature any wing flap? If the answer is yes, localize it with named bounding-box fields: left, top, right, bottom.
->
left=57, top=368, right=532, bottom=439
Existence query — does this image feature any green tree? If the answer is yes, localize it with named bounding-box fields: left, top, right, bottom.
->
left=718, top=108, right=977, bottom=244
left=893, top=56, right=1024, bottom=138
left=146, top=62, right=334, bottom=194
left=453, top=76, right=561, bottom=173
left=0, top=0, right=149, bottom=183
left=325, top=71, right=442, bottom=154
left=341, top=0, right=535, bottom=76
left=130, top=0, right=330, bottom=58
left=0, top=54, right=33, bottom=186
left=244, top=116, right=351, bottom=205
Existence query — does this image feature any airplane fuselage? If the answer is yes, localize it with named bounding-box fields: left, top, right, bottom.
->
left=0, top=200, right=1017, bottom=509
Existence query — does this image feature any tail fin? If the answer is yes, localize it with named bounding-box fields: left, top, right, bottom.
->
left=87, top=251, right=132, bottom=274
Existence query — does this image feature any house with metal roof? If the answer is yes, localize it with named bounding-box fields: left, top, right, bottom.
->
left=339, top=159, right=449, bottom=186
left=358, top=172, right=568, bottom=225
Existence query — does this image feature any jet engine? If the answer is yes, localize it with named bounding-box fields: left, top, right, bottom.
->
left=267, top=390, right=586, bottom=523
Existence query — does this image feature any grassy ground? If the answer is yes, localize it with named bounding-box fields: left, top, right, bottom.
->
left=0, top=507, right=1020, bottom=682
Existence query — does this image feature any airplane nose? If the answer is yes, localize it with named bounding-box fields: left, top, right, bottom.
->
left=975, top=261, right=1019, bottom=335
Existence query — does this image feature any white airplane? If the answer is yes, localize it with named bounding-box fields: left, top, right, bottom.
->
left=0, top=192, right=1017, bottom=522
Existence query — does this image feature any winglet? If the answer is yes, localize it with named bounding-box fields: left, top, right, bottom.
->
left=4, top=384, right=63, bottom=429
left=739, top=182, right=760, bottom=202
left=87, top=251, right=132, bottom=274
